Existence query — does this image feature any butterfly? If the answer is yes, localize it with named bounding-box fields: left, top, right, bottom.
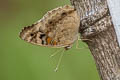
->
left=19, top=5, right=80, bottom=72
left=19, top=5, right=80, bottom=50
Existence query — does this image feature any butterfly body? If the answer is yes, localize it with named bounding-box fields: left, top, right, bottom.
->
left=19, top=5, right=80, bottom=50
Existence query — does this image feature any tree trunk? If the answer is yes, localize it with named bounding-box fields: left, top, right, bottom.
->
left=70, top=0, right=120, bottom=80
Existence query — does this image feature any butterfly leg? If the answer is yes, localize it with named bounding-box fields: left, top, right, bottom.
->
left=50, top=48, right=63, bottom=58
left=75, top=36, right=92, bottom=49
left=78, top=35, right=92, bottom=41
left=76, top=39, right=86, bottom=49
left=54, top=49, right=65, bottom=72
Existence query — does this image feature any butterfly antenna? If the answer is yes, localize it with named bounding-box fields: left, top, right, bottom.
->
left=50, top=48, right=63, bottom=58
left=54, top=49, right=65, bottom=72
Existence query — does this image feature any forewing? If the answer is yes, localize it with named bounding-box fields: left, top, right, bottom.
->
left=19, top=5, right=79, bottom=48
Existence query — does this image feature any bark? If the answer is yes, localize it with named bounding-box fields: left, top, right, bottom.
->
left=70, top=0, right=120, bottom=80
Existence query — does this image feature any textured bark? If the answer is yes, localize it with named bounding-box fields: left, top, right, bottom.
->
left=70, top=0, right=120, bottom=80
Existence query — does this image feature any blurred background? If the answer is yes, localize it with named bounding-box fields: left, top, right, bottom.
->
left=0, top=0, right=100, bottom=80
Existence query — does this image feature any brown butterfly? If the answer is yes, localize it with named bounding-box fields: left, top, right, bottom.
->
left=19, top=5, right=81, bottom=71
left=19, top=5, right=80, bottom=50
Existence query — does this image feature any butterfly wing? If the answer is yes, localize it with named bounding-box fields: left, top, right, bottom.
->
left=19, top=5, right=80, bottom=48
